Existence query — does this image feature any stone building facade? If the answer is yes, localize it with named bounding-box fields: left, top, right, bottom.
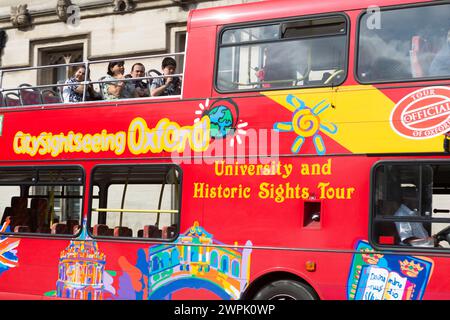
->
left=0, top=0, right=259, bottom=89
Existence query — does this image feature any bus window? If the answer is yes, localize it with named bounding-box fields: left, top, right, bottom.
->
left=0, top=166, right=84, bottom=236
left=357, top=3, right=450, bottom=82
left=90, top=164, right=181, bottom=240
left=216, top=15, right=347, bottom=92
left=372, top=162, right=450, bottom=249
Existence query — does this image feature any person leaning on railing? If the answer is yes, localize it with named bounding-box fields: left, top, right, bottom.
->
left=150, top=57, right=182, bottom=97
left=129, top=62, right=149, bottom=97
left=62, top=65, right=101, bottom=103
left=102, top=60, right=136, bottom=100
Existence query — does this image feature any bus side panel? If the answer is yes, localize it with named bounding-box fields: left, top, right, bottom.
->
left=182, top=25, right=216, bottom=99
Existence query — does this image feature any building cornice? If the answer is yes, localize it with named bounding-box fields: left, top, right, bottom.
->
left=0, top=0, right=200, bottom=30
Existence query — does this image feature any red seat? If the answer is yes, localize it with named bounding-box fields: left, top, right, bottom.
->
left=10, top=196, right=29, bottom=228
left=143, top=225, right=161, bottom=238
left=114, top=226, right=132, bottom=237
left=5, top=93, right=21, bottom=107
left=14, top=225, right=30, bottom=233
left=31, top=198, right=49, bottom=232
left=20, top=88, right=42, bottom=105
left=162, top=225, right=177, bottom=239
left=51, top=223, right=68, bottom=235
left=36, top=226, right=51, bottom=233
left=66, top=219, right=80, bottom=234
left=93, top=224, right=113, bottom=236
left=72, top=225, right=81, bottom=234
left=19, top=84, right=41, bottom=105
left=41, top=89, right=62, bottom=104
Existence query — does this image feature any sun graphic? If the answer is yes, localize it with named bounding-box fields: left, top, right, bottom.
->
left=273, top=94, right=337, bottom=155
left=194, top=98, right=248, bottom=147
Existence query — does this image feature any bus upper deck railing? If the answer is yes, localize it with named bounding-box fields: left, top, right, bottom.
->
left=0, top=52, right=185, bottom=107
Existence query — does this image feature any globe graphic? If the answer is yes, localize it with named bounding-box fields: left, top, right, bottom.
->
left=208, top=105, right=234, bottom=139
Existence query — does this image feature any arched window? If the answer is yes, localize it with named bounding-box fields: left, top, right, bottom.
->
left=220, top=255, right=229, bottom=274
left=231, top=260, right=240, bottom=278
left=210, top=251, right=218, bottom=268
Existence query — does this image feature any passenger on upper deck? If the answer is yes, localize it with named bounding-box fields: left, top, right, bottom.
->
left=130, top=63, right=149, bottom=97
left=150, top=57, right=181, bottom=97
left=102, top=60, right=135, bottom=100
left=429, top=29, right=450, bottom=76
left=62, top=66, right=100, bottom=103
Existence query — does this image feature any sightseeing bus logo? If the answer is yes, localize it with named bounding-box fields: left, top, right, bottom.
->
left=390, top=86, right=450, bottom=139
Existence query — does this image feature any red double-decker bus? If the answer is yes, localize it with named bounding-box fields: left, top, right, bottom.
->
left=0, top=0, right=450, bottom=300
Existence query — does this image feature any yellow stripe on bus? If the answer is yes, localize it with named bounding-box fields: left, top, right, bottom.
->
left=262, top=85, right=443, bottom=154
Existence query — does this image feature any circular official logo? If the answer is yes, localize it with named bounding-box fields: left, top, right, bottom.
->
left=390, top=86, right=450, bottom=139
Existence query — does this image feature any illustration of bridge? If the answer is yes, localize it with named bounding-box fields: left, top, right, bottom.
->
left=147, top=221, right=252, bottom=300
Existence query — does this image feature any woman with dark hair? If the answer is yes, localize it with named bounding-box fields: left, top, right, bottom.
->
left=63, top=65, right=100, bottom=103
left=102, top=60, right=135, bottom=100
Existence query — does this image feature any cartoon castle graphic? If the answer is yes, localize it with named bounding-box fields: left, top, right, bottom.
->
left=56, top=223, right=106, bottom=300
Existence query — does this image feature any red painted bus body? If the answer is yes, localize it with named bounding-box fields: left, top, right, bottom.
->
left=0, top=0, right=450, bottom=300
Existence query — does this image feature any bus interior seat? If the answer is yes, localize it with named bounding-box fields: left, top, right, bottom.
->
left=31, top=198, right=49, bottom=232
left=93, top=224, right=113, bottom=236
left=51, top=223, right=68, bottom=235
left=144, top=225, right=162, bottom=238
left=41, top=89, right=62, bottom=104
left=162, top=225, right=176, bottom=239
left=5, top=92, right=21, bottom=107
left=72, top=225, right=81, bottom=234
left=0, top=92, right=4, bottom=107
left=36, top=226, right=51, bottom=233
left=19, top=84, right=42, bottom=106
left=114, top=226, right=132, bottom=237
left=10, top=196, right=29, bottom=228
left=14, top=225, right=30, bottom=233
left=66, top=219, right=80, bottom=234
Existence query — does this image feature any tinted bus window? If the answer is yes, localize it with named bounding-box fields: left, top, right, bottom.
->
left=90, top=165, right=181, bottom=240
left=358, top=4, right=450, bottom=82
left=217, top=16, right=347, bottom=92
left=372, top=163, right=450, bottom=249
left=0, top=167, right=83, bottom=236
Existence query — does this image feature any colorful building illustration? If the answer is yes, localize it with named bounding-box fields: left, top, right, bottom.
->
left=56, top=222, right=106, bottom=300
left=146, top=221, right=252, bottom=300
left=52, top=221, right=252, bottom=300
left=347, top=240, right=434, bottom=300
